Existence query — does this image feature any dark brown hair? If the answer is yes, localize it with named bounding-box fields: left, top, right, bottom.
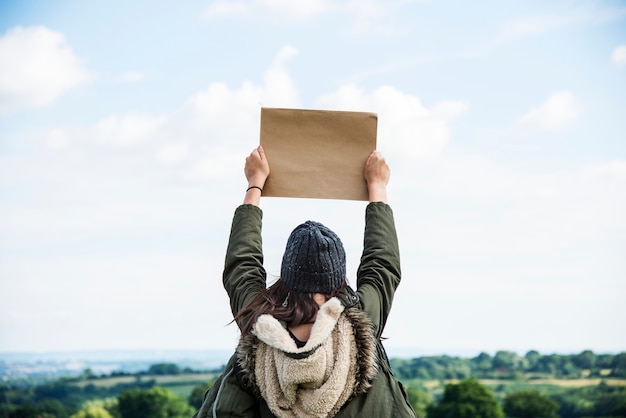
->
left=234, top=279, right=347, bottom=335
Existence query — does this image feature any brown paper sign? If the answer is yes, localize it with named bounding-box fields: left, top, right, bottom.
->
left=260, top=107, right=378, bottom=201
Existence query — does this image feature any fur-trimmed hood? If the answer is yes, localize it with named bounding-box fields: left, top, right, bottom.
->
left=236, top=297, right=378, bottom=417
left=254, top=298, right=344, bottom=356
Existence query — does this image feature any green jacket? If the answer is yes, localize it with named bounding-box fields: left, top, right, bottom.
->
left=194, top=202, right=416, bottom=417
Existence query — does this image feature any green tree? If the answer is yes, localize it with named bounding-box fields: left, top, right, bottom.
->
left=472, top=352, right=493, bottom=375
left=503, top=390, right=559, bottom=418
left=6, top=400, right=70, bottom=418
left=73, top=399, right=118, bottom=418
left=493, top=350, right=522, bottom=372
left=147, top=363, right=181, bottom=375
left=7, top=406, right=40, bottom=418
left=34, top=399, right=71, bottom=418
left=81, top=368, right=97, bottom=380
left=406, top=387, right=431, bottom=418
left=188, top=381, right=213, bottom=410
left=611, top=352, right=626, bottom=377
left=117, top=386, right=194, bottom=418
left=572, top=350, right=596, bottom=370
left=70, top=405, right=113, bottom=418
left=427, top=378, right=503, bottom=418
left=33, top=381, right=70, bottom=401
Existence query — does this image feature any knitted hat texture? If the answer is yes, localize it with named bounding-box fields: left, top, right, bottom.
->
left=281, top=221, right=346, bottom=294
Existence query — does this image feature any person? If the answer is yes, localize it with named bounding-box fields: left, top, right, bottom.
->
left=193, top=146, right=416, bottom=418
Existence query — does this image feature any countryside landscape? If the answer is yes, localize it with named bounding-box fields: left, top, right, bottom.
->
left=2, top=349, right=625, bottom=417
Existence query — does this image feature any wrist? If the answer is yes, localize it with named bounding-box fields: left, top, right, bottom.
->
left=367, top=183, right=388, bottom=203
left=247, top=176, right=267, bottom=189
left=243, top=185, right=262, bottom=206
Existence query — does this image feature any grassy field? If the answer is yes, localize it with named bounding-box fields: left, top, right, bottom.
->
left=72, top=372, right=626, bottom=403
left=73, top=373, right=218, bottom=388
left=402, top=376, right=626, bottom=401
left=72, top=373, right=219, bottom=400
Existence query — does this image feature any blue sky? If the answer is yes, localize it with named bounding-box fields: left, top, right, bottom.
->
left=0, top=0, right=625, bottom=356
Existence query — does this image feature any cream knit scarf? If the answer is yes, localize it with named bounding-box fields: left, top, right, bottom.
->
left=250, top=298, right=360, bottom=418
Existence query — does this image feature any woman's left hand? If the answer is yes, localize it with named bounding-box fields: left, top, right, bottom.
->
left=243, top=145, right=270, bottom=205
left=245, top=145, right=270, bottom=189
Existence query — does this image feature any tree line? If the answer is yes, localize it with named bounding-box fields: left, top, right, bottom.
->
left=3, top=374, right=625, bottom=418
left=391, top=350, right=626, bottom=380
left=2, top=351, right=626, bottom=417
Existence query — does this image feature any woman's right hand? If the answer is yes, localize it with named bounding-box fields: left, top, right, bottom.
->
left=364, top=150, right=389, bottom=203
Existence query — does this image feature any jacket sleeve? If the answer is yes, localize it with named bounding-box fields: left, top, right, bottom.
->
left=356, top=202, right=401, bottom=339
left=222, top=204, right=266, bottom=328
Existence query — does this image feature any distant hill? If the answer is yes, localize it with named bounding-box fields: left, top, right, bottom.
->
left=0, top=349, right=233, bottom=380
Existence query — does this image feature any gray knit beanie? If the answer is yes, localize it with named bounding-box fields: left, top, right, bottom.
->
left=280, top=221, right=346, bottom=294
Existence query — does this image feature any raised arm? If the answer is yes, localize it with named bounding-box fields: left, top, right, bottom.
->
left=222, top=146, right=270, bottom=325
left=356, top=151, right=401, bottom=338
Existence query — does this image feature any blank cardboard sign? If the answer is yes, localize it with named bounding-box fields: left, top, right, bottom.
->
left=260, top=107, right=378, bottom=201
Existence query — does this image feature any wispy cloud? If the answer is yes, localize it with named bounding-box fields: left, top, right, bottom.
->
left=342, top=0, right=414, bottom=36
left=0, top=26, right=93, bottom=113
left=259, top=0, right=332, bottom=19
left=201, top=0, right=332, bottom=20
left=515, top=91, right=581, bottom=132
left=611, top=44, right=626, bottom=67
left=200, top=0, right=249, bottom=19
left=463, top=3, right=626, bottom=57
left=200, top=0, right=413, bottom=36
left=119, top=70, right=146, bottom=83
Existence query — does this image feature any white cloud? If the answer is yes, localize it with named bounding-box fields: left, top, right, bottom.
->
left=317, top=84, right=468, bottom=159
left=0, top=26, right=93, bottom=113
left=494, top=14, right=579, bottom=46
left=200, top=0, right=409, bottom=35
left=119, top=70, right=146, bottom=82
left=200, top=0, right=249, bottom=19
left=45, top=128, right=70, bottom=149
left=41, top=114, right=166, bottom=149
left=262, top=45, right=299, bottom=104
left=201, top=0, right=331, bottom=20
left=343, top=0, right=414, bottom=37
left=93, top=113, right=167, bottom=147
left=611, top=44, right=626, bottom=67
left=260, top=0, right=331, bottom=19
left=155, top=143, right=189, bottom=165
left=515, top=90, right=580, bottom=132
left=408, top=154, right=626, bottom=254
left=465, top=4, right=626, bottom=57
